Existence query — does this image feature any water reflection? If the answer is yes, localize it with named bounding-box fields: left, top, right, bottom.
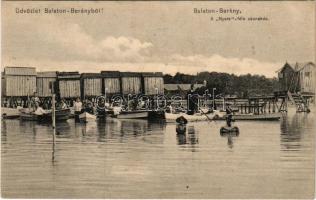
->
left=176, top=125, right=199, bottom=151
left=176, top=124, right=186, bottom=135
left=176, top=123, right=186, bottom=145
left=71, top=119, right=166, bottom=144
left=52, top=137, right=56, bottom=164
left=2, top=119, right=7, bottom=142
left=96, top=121, right=106, bottom=142
left=220, top=132, right=239, bottom=149
left=187, top=125, right=199, bottom=145
left=176, top=133, right=186, bottom=145
left=56, top=122, right=71, bottom=137
left=280, top=113, right=308, bottom=151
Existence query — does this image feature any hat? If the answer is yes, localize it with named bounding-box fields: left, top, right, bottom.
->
left=176, top=116, right=188, bottom=124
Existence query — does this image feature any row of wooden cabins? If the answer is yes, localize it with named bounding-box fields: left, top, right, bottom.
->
left=1, top=67, right=164, bottom=104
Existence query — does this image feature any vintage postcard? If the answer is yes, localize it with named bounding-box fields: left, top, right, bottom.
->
left=1, top=1, right=315, bottom=199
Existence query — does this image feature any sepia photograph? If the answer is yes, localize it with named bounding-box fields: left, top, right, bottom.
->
left=1, top=1, right=315, bottom=199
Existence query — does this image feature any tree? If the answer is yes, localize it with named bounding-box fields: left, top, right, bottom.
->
left=163, top=71, right=278, bottom=98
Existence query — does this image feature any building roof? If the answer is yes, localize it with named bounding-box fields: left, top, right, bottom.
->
left=101, top=71, right=121, bottom=78
left=4, top=66, right=36, bottom=76
left=293, top=62, right=316, bottom=71
left=277, top=63, right=295, bottom=73
left=37, top=71, right=57, bottom=78
left=277, top=62, right=315, bottom=73
left=164, top=84, right=204, bottom=91
left=120, top=72, right=142, bottom=77
left=142, top=72, right=163, bottom=77
left=81, top=73, right=102, bottom=78
left=57, top=71, right=80, bottom=79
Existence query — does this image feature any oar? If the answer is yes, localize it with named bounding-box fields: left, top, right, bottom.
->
left=198, top=106, right=213, bottom=123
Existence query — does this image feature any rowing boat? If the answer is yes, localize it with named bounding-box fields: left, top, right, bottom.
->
left=19, top=108, right=70, bottom=122
left=165, top=110, right=224, bottom=123
left=232, top=113, right=281, bottom=121
left=113, top=110, right=149, bottom=119
left=79, top=112, right=96, bottom=123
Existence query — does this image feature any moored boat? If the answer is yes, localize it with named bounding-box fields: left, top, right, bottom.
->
left=232, top=113, right=281, bottom=121
left=165, top=110, right=224, bottom=123
left=19, top=108, right=71, bottom=122
left=79, top=112, right=96, bottom=123
left=114, top=110, right=149, bottom=119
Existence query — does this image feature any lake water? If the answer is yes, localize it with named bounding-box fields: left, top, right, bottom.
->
left=1, top=108, right=315, bottom=198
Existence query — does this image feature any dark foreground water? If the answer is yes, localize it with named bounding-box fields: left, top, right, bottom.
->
left=1, top=109, right=315, bottom=198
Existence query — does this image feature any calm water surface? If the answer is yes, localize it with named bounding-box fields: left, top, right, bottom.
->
left=1, top=109, right=315, bottom=198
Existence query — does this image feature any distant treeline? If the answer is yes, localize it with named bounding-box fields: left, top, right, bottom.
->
left=164, top=72, right=279, bottom=98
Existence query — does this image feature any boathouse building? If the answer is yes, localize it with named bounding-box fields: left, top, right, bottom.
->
left=278, top=62, right=316, bottom=95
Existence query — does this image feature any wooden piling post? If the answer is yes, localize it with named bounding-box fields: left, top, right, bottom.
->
left=248, top=100, right=251, bottom=113
left=272, top=99, right=276, bottom=113
left=52, top=94, right=56, bottom=161
left=285, top=95, right=288, bottom=112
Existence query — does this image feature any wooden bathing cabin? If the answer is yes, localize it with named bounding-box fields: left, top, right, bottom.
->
left=81, top=73, right=102, bottom=100
left=36, top=71, right=56, bottom=97
left=142, top=72, right=164, bottom=95
left=2, top=67, right=37, bottom=107
left=120, top=72, right=142, bottom=95
left=56, top=72, right=81, bottom=105
left=101, top=71, right=121, bottom=98
left=35, top=71, right=57, bottom=108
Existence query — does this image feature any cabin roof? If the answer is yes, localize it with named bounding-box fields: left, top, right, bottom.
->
left=101, top=71, right=120, bottom=78
left=164, top=84, right=204, bottom=91
left=142, top=72, right=163, bottom=77
left=57, top=71, right=79, bottom=75
left=37, top=71, right=57, bottom=78
left=81, top=73, right=102, bottom=78
left=120, top=72, right=142, bottom=77
left=4, top=66, right=36, bottom=76
left=57, top=71, right=80, bottom=79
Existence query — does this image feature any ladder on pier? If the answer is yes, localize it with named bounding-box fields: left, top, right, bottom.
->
left=287, top=91, right=310, bottom=112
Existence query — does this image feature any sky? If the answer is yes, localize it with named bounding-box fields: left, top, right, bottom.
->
left=2, top=1, right=315, bottom=77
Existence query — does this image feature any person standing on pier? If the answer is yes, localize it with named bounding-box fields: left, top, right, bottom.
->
left=226, top=104, right=233, bottom=127
left=74, top=98, right=83, bottom=122
left=187, top=84, right=198, bottom=115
